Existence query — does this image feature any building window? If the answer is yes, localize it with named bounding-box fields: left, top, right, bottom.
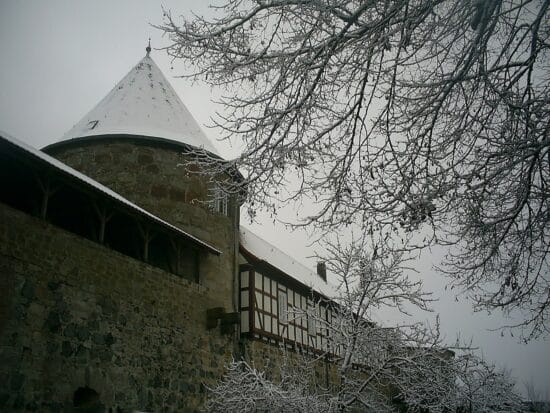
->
left=307, top=301, right=317, bottom=336
left=278, top=290, right=288, bottom=324
left=208, top=185, right=228, bottom=216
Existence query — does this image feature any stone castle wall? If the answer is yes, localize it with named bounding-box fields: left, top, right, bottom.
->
left=243, top=338, right=341, bottom=390
left=0, top=203, right=236, bottom=412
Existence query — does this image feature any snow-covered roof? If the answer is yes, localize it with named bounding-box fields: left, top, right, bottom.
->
left=0, top=130, right=221, bottom=255
left=60, top=52, right=218, bottom=155
left=239, top=226, right=336, bottom=298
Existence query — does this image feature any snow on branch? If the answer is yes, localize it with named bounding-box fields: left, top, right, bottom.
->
left=159, top=0, right=550, bottom=338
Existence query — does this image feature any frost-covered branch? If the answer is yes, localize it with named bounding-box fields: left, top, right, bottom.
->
left=207, top=234, right=464, bottom=412
left=159, top=0, right=550, bottom=338
left=205, top=359, right=335, bottom=412
left=206, top=231, right=524, bottom=412
left=455, top=354, right=524, bottom=413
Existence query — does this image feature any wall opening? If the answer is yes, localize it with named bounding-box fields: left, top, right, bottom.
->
left=73, top=386, right=104, bottom=412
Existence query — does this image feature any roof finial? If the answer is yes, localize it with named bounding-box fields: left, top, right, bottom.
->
left=146, top=38, right=151, bottom=56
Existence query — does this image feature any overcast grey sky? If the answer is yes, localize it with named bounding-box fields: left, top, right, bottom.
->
left=1, top=0, right=548, bottom=398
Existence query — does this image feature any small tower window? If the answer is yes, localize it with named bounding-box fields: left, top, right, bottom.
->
left=208, top=185, right=228, bottom=216
left=87, top=120, right=99, bottom=130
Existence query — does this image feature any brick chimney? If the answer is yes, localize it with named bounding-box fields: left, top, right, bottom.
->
left=317, top=261, right=327, bottom=282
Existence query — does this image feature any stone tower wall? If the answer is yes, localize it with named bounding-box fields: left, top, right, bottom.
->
left=45, top=138, right=239, bottom=311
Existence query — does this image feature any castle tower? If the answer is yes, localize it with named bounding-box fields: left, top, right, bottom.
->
left=43, top=47, right=240, bottom=309
left=0, top=45, right=246, bottom=412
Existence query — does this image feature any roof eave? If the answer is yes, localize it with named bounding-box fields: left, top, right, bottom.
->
left=239, top=243, right=328, bottom=299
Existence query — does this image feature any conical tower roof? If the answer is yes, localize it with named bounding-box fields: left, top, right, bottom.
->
left=60, top=50, right=218, bottom=155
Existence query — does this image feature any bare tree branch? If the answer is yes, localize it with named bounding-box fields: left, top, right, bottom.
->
left=158, top=0, right=550, bottom=338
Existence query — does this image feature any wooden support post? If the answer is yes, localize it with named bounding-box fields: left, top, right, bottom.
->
left=92, top=202, right=113, bottom=244
left=40, top=190, right=49, bottom=219
left=98, top=214, right=106, bottom=245
left=193, top=249, right=200, bottom=283
left=143, top=229, right=150, bottom=263
left=170, top=237, right=181, bottom=275
left=138, top=224, right=152, bottom=263
left=35, top=176, right=56, bottom=219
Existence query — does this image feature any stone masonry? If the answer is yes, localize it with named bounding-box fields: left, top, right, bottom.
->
left=1, top=137, right=241, bottom=412
left=0, top=203, right=234, bottom=412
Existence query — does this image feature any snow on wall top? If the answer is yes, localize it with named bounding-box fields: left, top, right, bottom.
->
left=60, top=54, right=218, bottom=155
left=0, top=130, right=221, bottom=255
left=239, top=226, right=337, bottom=298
